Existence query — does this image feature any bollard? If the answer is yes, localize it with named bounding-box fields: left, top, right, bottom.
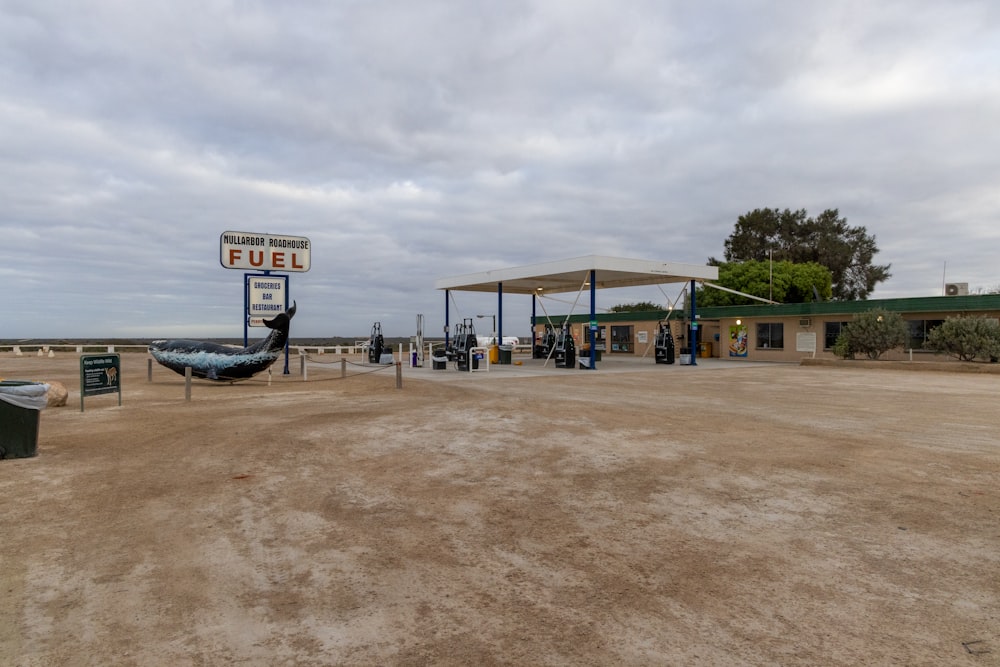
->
left=268, top=368, right=272, bottom=386
left=341, top=358, right=346, bottom=378
left=185, top=366, right=192, bottom=401
left=396, top=361, right=402, bottom=389
left=300, top=354, right=307, bottom=381
left=148, top=358, right=153, bottom=382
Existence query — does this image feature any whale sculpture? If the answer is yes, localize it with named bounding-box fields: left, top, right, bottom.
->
left=149, top=302, right=296, bottom=381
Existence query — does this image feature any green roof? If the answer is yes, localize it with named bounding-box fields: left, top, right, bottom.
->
left=534, top=294, right=1000, bottom=324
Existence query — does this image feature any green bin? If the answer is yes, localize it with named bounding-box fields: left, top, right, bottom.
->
left=498, top=345, right=513, bottom=365
left=0, top=381, right=47, bottom=460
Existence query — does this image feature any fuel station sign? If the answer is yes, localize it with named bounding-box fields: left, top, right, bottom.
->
left=220, top=231, right=311, bottom=272
left=247, top=274, right=287, bottom=327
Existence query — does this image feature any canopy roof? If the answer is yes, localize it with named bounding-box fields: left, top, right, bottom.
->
left=435, top=255, right=718, bottom=295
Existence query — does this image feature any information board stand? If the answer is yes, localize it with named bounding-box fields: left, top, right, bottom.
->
left=80, top=354, right=121, bottom=412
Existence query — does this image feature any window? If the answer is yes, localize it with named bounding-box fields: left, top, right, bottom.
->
left=756, top=323, right=784, bottom=349
left=824, top=321, right=849, bottom=349
left=610, top=325, right=633, bottom=353
left=906, top=319, right=944, bottom=350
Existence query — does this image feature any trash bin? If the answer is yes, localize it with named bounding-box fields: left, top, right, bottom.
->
left=498, top=345, right=513, bottom=365
left=431, top=354, right=447, bottom=370
left=679, top=348, right=692, bottom=365
left=0, top=381, right=49, bottom=460
left=698, top=342, right=713, bottom=358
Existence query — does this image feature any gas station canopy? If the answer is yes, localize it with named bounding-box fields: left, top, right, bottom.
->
left=434, top=255, right=718, bottom=294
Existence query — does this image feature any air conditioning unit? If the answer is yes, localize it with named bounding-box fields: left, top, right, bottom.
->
left=945, top=282, right=969, bottom=296
left=799, top=318, right=812, bottom=327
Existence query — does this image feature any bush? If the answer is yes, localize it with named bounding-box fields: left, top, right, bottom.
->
left=832, top=333, right=856, bottom=360
left=924, top=316, right=1000, bottom=362
left=834, top=308, right=907, bottom=360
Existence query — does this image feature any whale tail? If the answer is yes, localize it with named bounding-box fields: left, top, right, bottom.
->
left=264, top=301, right=297, bottom=330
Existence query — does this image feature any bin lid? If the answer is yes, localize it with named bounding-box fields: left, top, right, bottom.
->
left=0, top=381, right=50, bottom=410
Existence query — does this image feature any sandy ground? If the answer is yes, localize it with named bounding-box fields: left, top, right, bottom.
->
left=1, top=351, right=998, bottom=666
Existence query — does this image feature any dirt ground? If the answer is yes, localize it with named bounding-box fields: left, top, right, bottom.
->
left=1, top=351, right=998, bottom=666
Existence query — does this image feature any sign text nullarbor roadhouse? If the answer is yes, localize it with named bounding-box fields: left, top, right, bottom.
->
left=220, top=231, right=311, bottom=272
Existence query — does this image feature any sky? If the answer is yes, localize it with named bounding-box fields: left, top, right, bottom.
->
left=2, top=0, right=998, bottom=340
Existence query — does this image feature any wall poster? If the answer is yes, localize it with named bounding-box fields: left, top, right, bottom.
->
left=729, top=325, right=748, bottom=357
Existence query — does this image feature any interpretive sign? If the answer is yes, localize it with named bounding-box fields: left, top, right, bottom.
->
left=220, top=231, right=311, bottom=272
left=247, top=274, right=288, bottom=327
left=796, top=332, right=817, bottom=354
left=80, top=353, right=121, bottom=411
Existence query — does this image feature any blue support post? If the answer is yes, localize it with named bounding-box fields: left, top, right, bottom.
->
left=283, top=273, right=290, bottom=374
left=589, top=270, right=597, bottom=369
left=532, top=293, right=537, bottom=354
left=497, top=282, right=503, bottom=343
left=689, top=279, right=697, bottom=366
left=444, top=289, right=450, bottom=350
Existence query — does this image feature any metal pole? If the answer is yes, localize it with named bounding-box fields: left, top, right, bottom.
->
left=395, top=362, right=402, bottom=389
left=589, top=269, right=596, bottom=369
left=444, top=289, right=450, bottom=350
left=497, top=282, right=503, bottom=343
left=689, top=280, right=698, bottom=366
left=283, top=273, right=290, bottom=375
left=185, top=366, right=192, bottom=401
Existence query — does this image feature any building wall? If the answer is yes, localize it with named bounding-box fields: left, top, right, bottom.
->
left=534, top=303, right=1000, bottom=363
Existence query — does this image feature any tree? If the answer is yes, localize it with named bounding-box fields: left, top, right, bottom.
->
left=924, top=317, right=1000, bottom=362
left=834, top=308, right=907, bottom=360
left=609, top=301, right=662, bottom=312
left=715, top=208, right=891, bottom=300
left=697, top=260, right=832, bottom=307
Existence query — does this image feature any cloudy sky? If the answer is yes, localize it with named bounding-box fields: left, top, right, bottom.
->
left=3, top=0, right=998, bottom=340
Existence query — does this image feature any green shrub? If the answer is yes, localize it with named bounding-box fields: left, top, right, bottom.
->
left=832, top=332, right=856, bottom=359
left=924, top=316, right=1000, bottom=362
left=834, top=308, right=907, bottom=360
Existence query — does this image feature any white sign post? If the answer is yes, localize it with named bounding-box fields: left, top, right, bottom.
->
left=220, top=231, right=311, bottom=272
left=796, top=332, right=818, bottom=358
left=220, top=231, right=310, bottom=376
left=247, top=275, right=288, bottom=327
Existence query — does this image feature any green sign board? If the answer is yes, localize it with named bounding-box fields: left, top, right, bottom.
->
left=80, top=354, right=121, bottom=411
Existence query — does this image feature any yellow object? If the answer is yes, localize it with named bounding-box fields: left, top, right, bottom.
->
left=489, top=345, right=499, bottom=364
